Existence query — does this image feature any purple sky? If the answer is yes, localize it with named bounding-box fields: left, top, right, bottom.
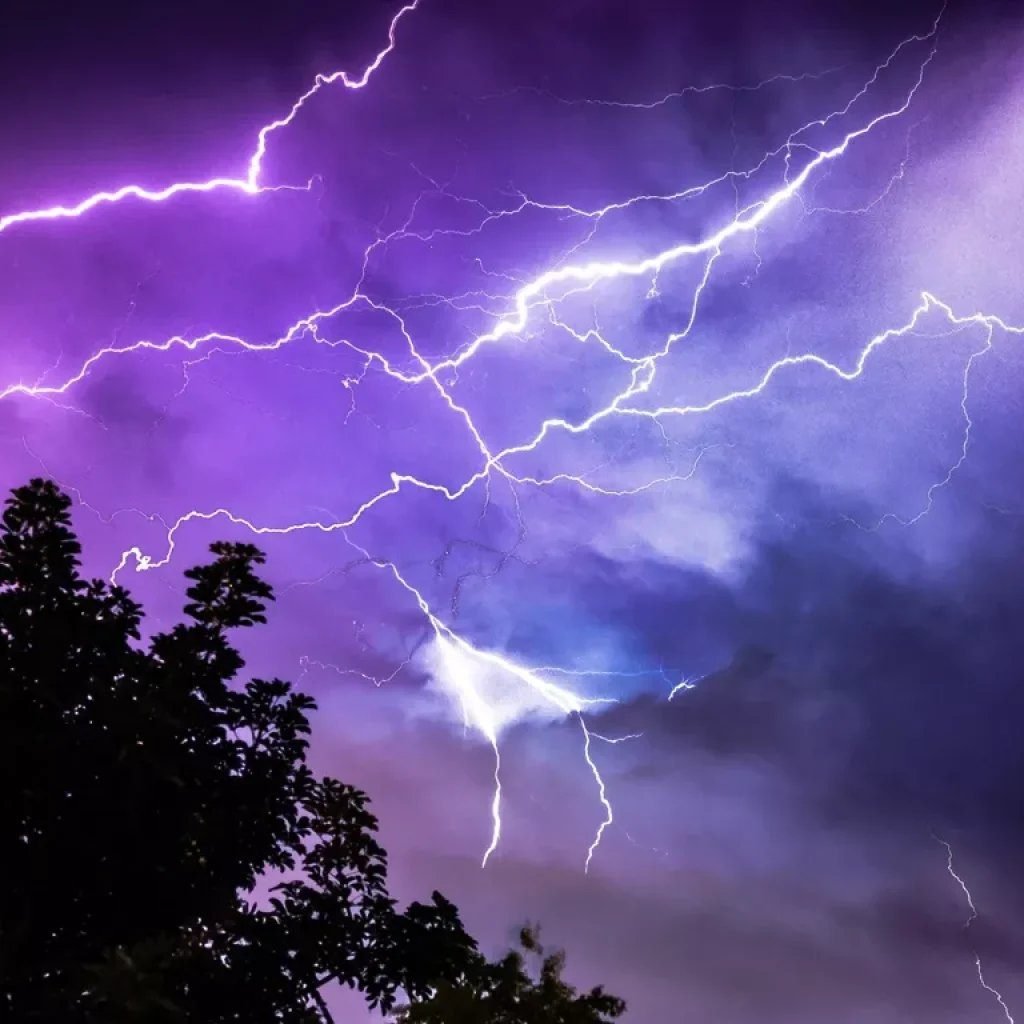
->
left=2, top=0, right=1023, bottom=1019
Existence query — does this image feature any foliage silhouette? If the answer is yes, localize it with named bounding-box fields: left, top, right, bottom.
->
left=0, top=479, right=623, bottom=1023
left=394, top=927, right=626, bottom=1024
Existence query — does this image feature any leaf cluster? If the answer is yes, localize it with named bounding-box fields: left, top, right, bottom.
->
left=0, top=480, right=624, bottom=1024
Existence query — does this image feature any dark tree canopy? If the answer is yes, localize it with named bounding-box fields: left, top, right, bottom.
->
left=0, top=479, right=624, bottom=1023
left=394, top=928, right=626, bottom=1024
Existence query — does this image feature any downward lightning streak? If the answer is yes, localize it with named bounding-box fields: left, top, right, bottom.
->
left=0, top=2, right=419, bottom=234
left=581, top=716, right=613, bottom=873
left=936, top=837, right=1016, bottom=1023
left=343, top=539, right=615, bottom=869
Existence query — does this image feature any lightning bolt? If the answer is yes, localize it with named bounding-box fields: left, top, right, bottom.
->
left=668, top=676, right=700, bottom=700
left=347, top=539, right=617, bottom=869
left=0, top=2, right=420, bottom=234
left=6, top=4, right=1006, bottom=878
left=0, top=13, right=939, bottom=404
left=936, top=837, right=1016, bottom=1023
left=73, top=15, right=972, bottom=870
left=502, top=64, right=846, bottom=110
left=102, top=288, right=1019, bottom=868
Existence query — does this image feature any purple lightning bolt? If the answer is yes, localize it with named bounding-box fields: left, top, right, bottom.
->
left=0, top=1, right=419, bottom=235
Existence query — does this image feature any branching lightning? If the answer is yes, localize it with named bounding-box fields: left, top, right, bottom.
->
left=344, top=537, right=616, bottom=868
left=1, top=2, right=1011, bottom=877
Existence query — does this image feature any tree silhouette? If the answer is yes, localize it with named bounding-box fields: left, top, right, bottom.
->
left=0, top=479, right=623, bottom=1022
left=394, top=927, right=625, bottom=1024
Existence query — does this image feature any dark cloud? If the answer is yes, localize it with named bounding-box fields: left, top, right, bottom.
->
left=588, top=486, right=1024, bottom=845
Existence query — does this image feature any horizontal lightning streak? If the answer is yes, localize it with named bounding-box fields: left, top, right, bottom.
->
left=513, top=64, right=846, bottom=110
left=0, top=2, right=419, bottom=234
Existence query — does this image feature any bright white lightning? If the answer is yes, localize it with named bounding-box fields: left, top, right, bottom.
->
left=580, top=717, right=613, bottom=873
left=354, top=544, right=616, bottom=869
left=99, top=288, right=1019, bottom=873
left=668, top=677, right=699, bottom=701
left=8, top=8, right=1008, bottom=876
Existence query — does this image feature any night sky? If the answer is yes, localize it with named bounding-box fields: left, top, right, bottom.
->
left=2, top=0, right=1023, bottom=1019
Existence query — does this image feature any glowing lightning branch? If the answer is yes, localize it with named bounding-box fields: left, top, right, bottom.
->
left=936, top=836, right=1016, bottom=1023
left=418, top=44, right=939, bottom=381
left=0, top=2, right=420, bottom=234
left=580, top=717, right=612, bottom=873
left=0, top=23, right=937, bottom=405
left=316, top=538, right=620, bottom=869
left=507, top=65, right=846, bottom=110
left=668, top=677, right=699, bottom=700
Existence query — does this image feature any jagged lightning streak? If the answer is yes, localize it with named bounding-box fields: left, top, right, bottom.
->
left=936, top=837, right=1016, bottom=1023
left=503, top=64, right=846, bottom=110
left=117, top=512, right=621, bottom=869
left=668, top=677, right=699, bottom=700
left=338, top=539, right=617, bottom=869
left=580, top=718, right=612, bottom=873
left=0, top=2, right=419, bottom=234
left=106, top=296, right=972, bottom=581
left=23, top=40, right=940, bottom=561
left=13, top=8, right=998, bottom=875
left=86, top=22, right=994, bottom=874
left=409, top=42, right=939, bottom=383
left=0, top=16, right=938, bottom=406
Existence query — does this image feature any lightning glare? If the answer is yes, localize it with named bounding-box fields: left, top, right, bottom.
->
left=936, top=838, right=1016, bottom=1023
left=668, top=677, right=699, bottom=700
left=0, top=2, right=1011, bottom=874
left=353, top=539, right=614, bottom=869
